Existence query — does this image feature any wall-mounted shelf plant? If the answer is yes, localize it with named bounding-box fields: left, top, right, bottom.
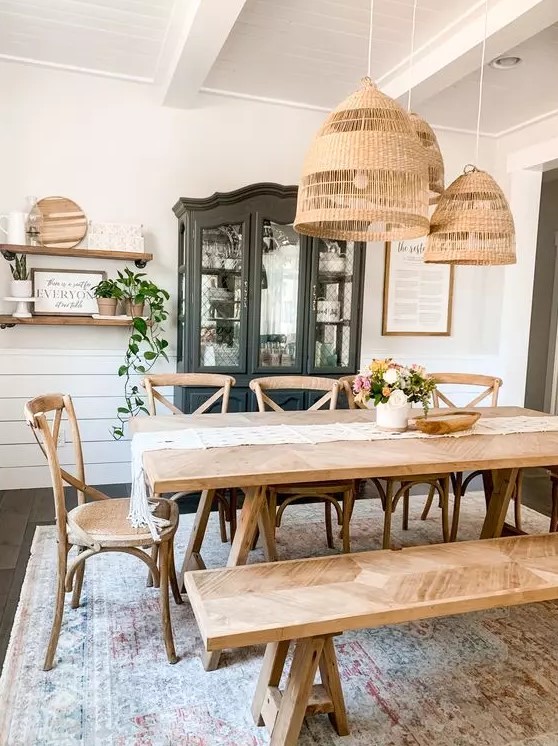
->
left=0, top=243, right=153, bottom=268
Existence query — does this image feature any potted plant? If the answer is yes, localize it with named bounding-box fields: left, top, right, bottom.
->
left=92, top=279, right=122, bottom=316
left=114, top=267, right=155, bottom=318
left=9, top=254, right=32, bottom=298
left=112, top=270, right=170, bottom=439
left=353, top=358, right=436, bottom=431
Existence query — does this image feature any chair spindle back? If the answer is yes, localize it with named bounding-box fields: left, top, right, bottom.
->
left=250, top=376, right=340, bottom=412
left=142, top=373, right=236, bottom=416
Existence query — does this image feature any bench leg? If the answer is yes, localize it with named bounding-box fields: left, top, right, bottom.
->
left=252, top=640, right=290, bottom=726
left=252, top=635, right=349, bottom=746
left=319, top=636, right=349, bottom=736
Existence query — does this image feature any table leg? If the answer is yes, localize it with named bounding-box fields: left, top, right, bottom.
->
left=179, top=489, right=215, bottom=587
left=202, top=485, right=268, bottom=671
left=257, top=493, right=277, bottom=563
left=480, top=468, right=519, bottom=539
left=227, top=485, right=267, bottom=567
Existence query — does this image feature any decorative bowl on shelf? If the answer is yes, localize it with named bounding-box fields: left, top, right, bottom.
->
left=414, top=410, right=481, bottom=435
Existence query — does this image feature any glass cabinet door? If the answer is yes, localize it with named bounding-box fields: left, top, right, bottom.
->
left=251, top=219, right=305, bottom=373
left=193, top=218, right=249, bottom=373
left=308, top=239, right=361, bottom=374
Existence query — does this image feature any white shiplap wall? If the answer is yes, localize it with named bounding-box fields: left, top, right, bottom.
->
left=0, top=348, right=174, bottom=489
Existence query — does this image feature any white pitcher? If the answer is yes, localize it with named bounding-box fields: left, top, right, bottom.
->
left=0, top=211, right=27, bottom=245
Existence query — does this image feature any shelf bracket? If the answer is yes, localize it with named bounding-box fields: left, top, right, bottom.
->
left=135, top=259, right=147, bottom=269
left=0, top=321, right=15, bottom=329
left=1, top=250, right=16, bottom=261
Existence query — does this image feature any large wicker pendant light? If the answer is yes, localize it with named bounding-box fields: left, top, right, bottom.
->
left=406, top=1, right=444, bottom=204
left=424, top=0, right=516, bottom=265
left=294, top=2, right=429, bottom=242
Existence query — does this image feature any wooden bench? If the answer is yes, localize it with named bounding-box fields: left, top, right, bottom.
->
left=184, top=533, right=558, bottom=746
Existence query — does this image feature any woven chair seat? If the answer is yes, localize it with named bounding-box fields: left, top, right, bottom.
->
left=68, top=498, right=177, bottom=548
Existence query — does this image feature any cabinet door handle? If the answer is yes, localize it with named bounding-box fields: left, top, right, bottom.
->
left=312, top=284, right=317, bottom=311
left=243, top=279, right=248, bottom=309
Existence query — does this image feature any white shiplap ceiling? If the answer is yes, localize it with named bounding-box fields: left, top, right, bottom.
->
left=1, top=0, right=558, bottom=137
left=0, top=0, right=176, bottom=80
left=418, top=22, right=558, bottom=135
left=202, top=0, right=479, bottom=109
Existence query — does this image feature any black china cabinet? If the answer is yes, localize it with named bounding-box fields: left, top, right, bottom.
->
left=173, top=183, right=366, bottom=412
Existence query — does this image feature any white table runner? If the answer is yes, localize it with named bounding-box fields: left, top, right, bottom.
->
left=130, top=415, right=558, bottom=539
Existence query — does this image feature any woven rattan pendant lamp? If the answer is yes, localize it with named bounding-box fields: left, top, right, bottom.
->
left=294, top=2, right=429, bottom=242
left=424, top=0, right=516, bottom=265
left=405, top=1, right=444, bottom=204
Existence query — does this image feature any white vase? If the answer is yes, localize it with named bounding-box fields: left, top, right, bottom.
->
left=375, top=401, right=411, bottom=432
left=10, top=279, right=32, bottom=298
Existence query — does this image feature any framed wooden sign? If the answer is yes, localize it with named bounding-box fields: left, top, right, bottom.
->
left=32, top=268, right=106, bottom=315
left=382, top=238, right=454, bottom=336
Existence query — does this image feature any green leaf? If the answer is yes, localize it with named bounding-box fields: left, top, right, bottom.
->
left=118, top=365, right=127, bottom=377
left=144, top=350, right=157, bottom=360
left=112, top=428, right=124, bottom=440
left=129, top=342, right=139, bottom=355
left=139, top=406, right=150, bottom=414
left=133, top=317, right=148, bottom=335
left=117, top=406, right=130, bottom=414
left=136, top=365, right=146, bottom=373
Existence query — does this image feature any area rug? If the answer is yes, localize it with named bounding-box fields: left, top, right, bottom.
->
left=2, top=494, right=558, bottom=746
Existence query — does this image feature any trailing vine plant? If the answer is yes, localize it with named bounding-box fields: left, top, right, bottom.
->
left=112, top=268, right=170, bottom=439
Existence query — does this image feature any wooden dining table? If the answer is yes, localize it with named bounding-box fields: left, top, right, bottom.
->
left=131, top=405, right=558, bottom=569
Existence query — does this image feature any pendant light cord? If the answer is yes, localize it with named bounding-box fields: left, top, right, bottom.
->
left=475, top=0, right=489, bottom=164
left=367, top=0, right=374, bottom=77
left=406, top=0, right=418, bottom=112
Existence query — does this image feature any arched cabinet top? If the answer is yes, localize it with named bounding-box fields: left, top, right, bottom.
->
left=173, top=183, right=298, bottom=218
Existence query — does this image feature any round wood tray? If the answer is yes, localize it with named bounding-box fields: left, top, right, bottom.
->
left=414, top=410, right=481, bottom=435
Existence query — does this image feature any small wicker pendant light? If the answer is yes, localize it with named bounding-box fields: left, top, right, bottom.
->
left=424, top=165, right=515, bottom=265
left=294, top=77, right=430, bottom=241
left=409, top=112, right=444, bottom=204
left=424, top=0, right=516, bottom=265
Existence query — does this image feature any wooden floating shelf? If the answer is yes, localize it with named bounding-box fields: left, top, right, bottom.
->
left=0, top=243, right=153, bottom=267
left=0, top=315, right=135, bottom=328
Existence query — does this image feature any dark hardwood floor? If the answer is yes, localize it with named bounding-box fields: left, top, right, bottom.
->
left=0, top=470, right=554, bottom=673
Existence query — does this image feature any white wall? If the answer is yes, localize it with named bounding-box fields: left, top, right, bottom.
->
left=0, top=61, right=500, bottom=488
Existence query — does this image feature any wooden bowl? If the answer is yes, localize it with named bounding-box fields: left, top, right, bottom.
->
left=414, top=410, right=481, bottom=435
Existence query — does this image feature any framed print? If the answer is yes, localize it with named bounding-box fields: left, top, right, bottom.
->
left=382, top=238, right=453, bottom=336
left=32, top=268, right=106, bottom=315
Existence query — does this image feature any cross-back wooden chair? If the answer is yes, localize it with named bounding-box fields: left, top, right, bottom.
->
left=142, top=373, right=238, bottom=544
left=421, top=373, right=511, bottom=536
left=340, top=374, right=452, bottom=548
left=249, top=376, right=355, bottom=552
left=24, top=393, right=182, bottom=670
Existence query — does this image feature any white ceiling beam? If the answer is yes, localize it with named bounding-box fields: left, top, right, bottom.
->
left=379, top=0, right=558, bottom=107
left=156, top=0, right=248, bottom=108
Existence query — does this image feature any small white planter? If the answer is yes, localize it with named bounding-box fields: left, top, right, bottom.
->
left=375, top=401, right=411, bottom=432
left=10, top=279, right=32, bottom=298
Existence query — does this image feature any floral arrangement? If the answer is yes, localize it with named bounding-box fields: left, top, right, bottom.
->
left=353, top=358, right=437, bottom=414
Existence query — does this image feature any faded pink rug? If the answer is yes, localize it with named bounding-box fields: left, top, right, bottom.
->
left=1, top=494, right=558, bottom=745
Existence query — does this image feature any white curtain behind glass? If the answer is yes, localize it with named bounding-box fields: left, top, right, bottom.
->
left=261, top=243, right=299, bottom=338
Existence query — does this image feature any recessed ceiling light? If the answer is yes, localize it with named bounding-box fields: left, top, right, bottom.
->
left=489, top=55, right=522, bottom=70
